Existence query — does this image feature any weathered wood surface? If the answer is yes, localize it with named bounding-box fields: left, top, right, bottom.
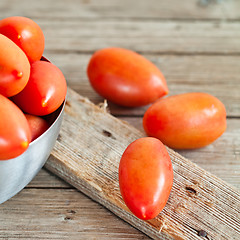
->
left=43, top=88, right=240, bottom=240
left=40, top=20, right=240, bottom=55
left=1, top=0, right=240, bottom=20
left=1, top=0, right=240, bottom=239
left=2, top=1, right=240, bottom=54
left=0, top=189, right=150, bottom=240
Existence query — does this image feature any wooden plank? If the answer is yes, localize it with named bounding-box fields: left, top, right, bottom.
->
left=1, top=0, right=240, bottom=20
left=37, top=19, right=240, bottom=55
left=28, top=116, right=240, bottom=190
left=46, top=53, right=240, bottom=117
left=0, top=189, right=150, bottom=240
left=44, top=88, right=240, bottom=240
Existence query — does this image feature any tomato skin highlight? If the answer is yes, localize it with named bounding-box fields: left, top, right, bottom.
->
left=0, top=95, right=31, bottom=160
left=25, top=114, right=49, bottom=142
left=119, top=137, right=173, bottom=220
left=0, top=34, right=30, bottom=97
left=12, top=61, right=67, bottom=116
left=87, top=47, right=168, bottom=107
left=0, top=16, right=45, bottom=62
left=143, top=92, right=227, bottom=149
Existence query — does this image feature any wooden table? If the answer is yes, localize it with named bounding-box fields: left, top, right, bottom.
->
left=1, top=0, right=239, bottom=239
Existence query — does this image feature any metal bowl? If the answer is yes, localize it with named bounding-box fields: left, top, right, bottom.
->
left=0, top=101, right=65, bottom=204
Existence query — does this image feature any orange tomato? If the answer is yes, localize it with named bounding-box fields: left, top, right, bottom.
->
left=87, top=47, right=168, bottom=107
left=25, top=114, right=49, bottom=141
left=0, top=16, right=45, bottom=62
left=119, top=137, right=173, bottom=220
left=143, top=92, right=227, bottom=149
left=12, top=60, right=67, bottom=116
left=0, top=95, right=31, bottom=160
left=0, top=34, right=30, bottom=97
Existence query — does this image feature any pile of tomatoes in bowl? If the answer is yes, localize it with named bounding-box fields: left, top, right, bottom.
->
left=0, top=16, right=67, bottom=161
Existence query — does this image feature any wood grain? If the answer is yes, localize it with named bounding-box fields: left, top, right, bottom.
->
left=46, top=52, right=240, bottom=117
left=28, top=116, right=240, bottom=190
left=44, top=88, right=240, bottom=240
left=36, top=19, right=240, bottom=55
left=27, top=168, right=72, bottom=189
left=0, top=188, right=150, bottom=239
left=1, top=0, right=240, bottom=20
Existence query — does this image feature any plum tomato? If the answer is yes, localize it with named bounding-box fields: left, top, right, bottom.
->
left=119, top=137, right=173, bottom=220
left=12, top=60, right=67, bottom=116
left=87, top=47, right=168, bottom=107
left=0, top=34, right=30, bottom=97
left=0, top=95, right=31, bottom=160
left=25, top=114, right=49, bottom=142
left=143, top=92, right=227, bottom=149
left=0, top=16, right=45, bottom=62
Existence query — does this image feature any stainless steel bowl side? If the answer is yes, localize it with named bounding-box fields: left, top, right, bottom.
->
left=0, top=102, right=65, bottom=204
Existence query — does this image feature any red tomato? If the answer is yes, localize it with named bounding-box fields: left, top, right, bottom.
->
left=0, top=16, right=45, bottom=62
left=87, top=48, right=168, bottom=107
left=143, top=92, right=227, bottom=149
left=119, top=137, right=173, bottom=220
left=12, top=60, right=67, bottom=116
left=0, top=95, right=31, bottom=160
left=0, top=34, right=30, bottom=97
left=25, top=114, right=49, bottom=142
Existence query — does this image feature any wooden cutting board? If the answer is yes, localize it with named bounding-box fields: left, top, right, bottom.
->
left=45, top=88, right=240, bottom=240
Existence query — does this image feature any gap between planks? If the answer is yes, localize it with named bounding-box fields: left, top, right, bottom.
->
left=45, top=49, right=240, bottom=57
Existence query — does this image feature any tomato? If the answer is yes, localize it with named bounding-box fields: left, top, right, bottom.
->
left=0, top=34, right=30, bottom=97
left=87, top=47, right=168, bottom=107
left=119, top=137, right=173, bottom=220
left=12, top=60, right=67, bottom=116
left=0, top=95, right=31, bottom=160
left=0, top=16, right=45, bottom=62
left=25, top=114, right=49, bottom=142
left=143, top=92, right=227, bottom=149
